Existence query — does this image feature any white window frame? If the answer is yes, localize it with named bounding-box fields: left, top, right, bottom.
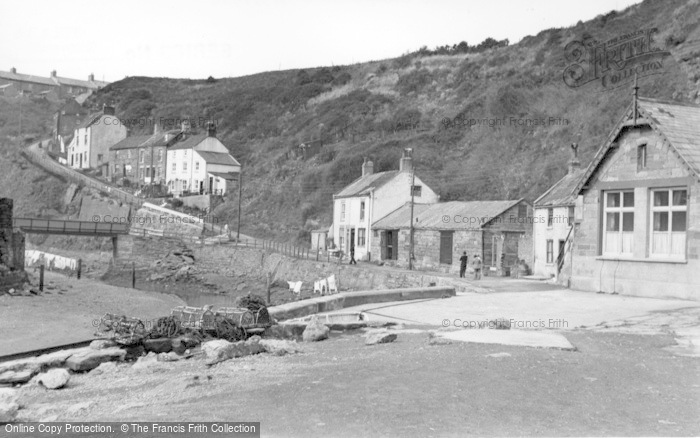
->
left=357, top=228, right=366, bottom=247
left=340, top=202, right=346, bottom=222
left=650, top=188, right=687, bottom=259
left=602, top=190, right=634, bottom=256
left=360, top=201, right=365, bottom=221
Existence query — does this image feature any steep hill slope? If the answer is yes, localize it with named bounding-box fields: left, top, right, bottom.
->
left=8, top=0, right=700, bottom=245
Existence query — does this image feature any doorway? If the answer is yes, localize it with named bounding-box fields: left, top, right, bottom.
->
left=439, top=231, right=453, bottom=265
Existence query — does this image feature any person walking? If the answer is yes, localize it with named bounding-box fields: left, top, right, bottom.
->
left=459, top=251, right=468, bottom=278
left=349, top=245, right=357, bottom=265
left=472, top=254, right=482, bottom=280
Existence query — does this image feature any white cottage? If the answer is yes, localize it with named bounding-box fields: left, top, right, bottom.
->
left=67, top=105, right=126, bottom=172
left=331, top=149, right=439, bottom=261
left=165, top=123, right=241, bottom=196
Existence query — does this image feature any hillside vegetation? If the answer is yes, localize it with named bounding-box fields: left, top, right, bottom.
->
left=5, top=0, right=700, bottom=245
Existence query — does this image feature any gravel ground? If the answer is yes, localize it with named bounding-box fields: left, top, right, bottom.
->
left=14, top=328, right=700, bottom=437
left=0, top=272, right=184, bottom=355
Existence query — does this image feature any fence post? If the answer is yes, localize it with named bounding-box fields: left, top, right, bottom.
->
left=39, top=265, right=44, bottom=292
left=266, top=272, right=272, bottom=305
left=316, top=249, right=320, bottom=261
left=77, top=259, right=82, bottom=279
left=131, top=262, right=136, bottom=288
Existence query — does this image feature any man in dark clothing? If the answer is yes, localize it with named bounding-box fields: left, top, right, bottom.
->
left=349, top=246, right=357, bottom=264
left=459, top=252, right=468, bottom=278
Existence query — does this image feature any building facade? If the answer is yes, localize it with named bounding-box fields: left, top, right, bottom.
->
left=0, top=68, right=108, bottom=100
left=372, top=200, right=533, bottom=275
left=331, top=149, right=440, bottom=261
left=109, top=127, right=182, bottom=186
left=67, top=105, right=127, bottom=172
left=570, top=97, right=700, bottom=300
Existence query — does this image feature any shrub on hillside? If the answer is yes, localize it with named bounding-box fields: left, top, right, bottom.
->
left=331, top=72, right=351, bottom=86
left=396, top=68, right=433, bottom=95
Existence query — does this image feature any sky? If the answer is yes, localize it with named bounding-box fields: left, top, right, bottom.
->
left=0, top=0, right=641, bottom=82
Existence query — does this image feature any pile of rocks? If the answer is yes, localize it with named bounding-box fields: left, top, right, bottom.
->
left=147, top=249, right=199, bottom=282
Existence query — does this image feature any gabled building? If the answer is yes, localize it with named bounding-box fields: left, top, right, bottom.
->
left=0, top=68, right=108, bottom=100
left=571, top=96, right=700, bottom=300
left=165, top=123, right=240, bottom=196
left=52, top=99, right=90, bottom=163
left=331, top=149, right=440, bottom=261
left=532, top=145, right=585, bottom=281
left=67, top=105, right=127, bottom=173
left=109, top=126, right=182, bottom=186
left=372, top=200, right=533, bottom=275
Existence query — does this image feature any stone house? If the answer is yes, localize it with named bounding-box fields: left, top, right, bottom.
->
left=570, top=97, right=700, bottom=300
left=532, top=146, right=585, bottom=281
left=52, top=99, right=90, bottom=162
left=67, top=105, right=127, bottom=173
left=109, top=126, right=182, bottom=186
left=165, top=123, right=240, bottom=196
left=331, top=149, right=440, bottom=261
left=372, top=200, right=533, bottom=275
left=0, top=68, right=107, bottom=100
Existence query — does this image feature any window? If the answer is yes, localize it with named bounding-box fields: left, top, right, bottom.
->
left=603, top=191, right=634, bottom=255
left=183, top=162, right=187, bottom=171
left=567, top=206, right=575, bottom=226
left=139, top=150, right=144, bottom=163
left=651, top=188, right=687, bottom=257
left=84, top=134, right=87, bottom=144
left=360, top=201, right=365, bottom=221
left=340, top=202, right=346, bottom=222
left=547, top=208, right=554, bottom=227
left=412, top=185, right=422, bottom=197
left=357, top=228, right=366, bottom=247
left=546, top=240, right=554, bottom=264
left=115, top=151, right=120, bottom=159
left=146, top=167, right=151, bottom=178
left=518, top=204, right=528, bottom=218
left=158, top=149, right=163, bottom=162
left=114, top=164, right=118, bottom=173
left=127, top=150, right=131, bottom=159
left=172, top=162, right=176, bottom=172
left=97, top=154, right=103, bottom=162
left=195, top=161, right=200, bottom=171
left=637, top=144, right=647, bottom=171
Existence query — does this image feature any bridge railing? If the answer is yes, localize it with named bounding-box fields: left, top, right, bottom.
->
left=13, top=218, right=129, bottom=235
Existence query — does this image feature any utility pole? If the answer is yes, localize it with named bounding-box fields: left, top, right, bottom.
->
left=18, top=94, right=22, bottom=149
left=236, top=164, right=242, bottom=240
left=408, top=167, right=416, bottom=270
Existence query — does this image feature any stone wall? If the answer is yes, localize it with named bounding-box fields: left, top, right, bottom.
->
left=0, top=198, right=28, bottom=292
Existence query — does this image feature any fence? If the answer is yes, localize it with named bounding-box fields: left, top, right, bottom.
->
left=233, top=238, right=343, bottom=263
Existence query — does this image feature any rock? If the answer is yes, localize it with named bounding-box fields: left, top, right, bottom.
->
left=37, top=369, right=70, bottom=389
left=65, top=347, right=126, bottom=372
left=171, top=336, right=199, bottom=354
left=201, top=339, right=265, bottom=365
left=157, top=352, right=181, bottom=362
left=131, top=352, right=160, bottom=370
left=0, top=388, right=19, bottom=423
left=486, top=352, right=512, bottom=358
left=266, top=324, right=305, bottom=340
left=91, top=362, right=118, bottom=375
left=0, top=369, right=35, bottom=385
left=428, top=336, right=453, bottom=346
left=365, top=332, right=398, bottom=346
left=143, top=338, right=173, bottom=353
left=302, top=317, right=330, bottom=342
left=90, top=339, right=117, bottom=350
left=259, top=339, right=303, bottom=356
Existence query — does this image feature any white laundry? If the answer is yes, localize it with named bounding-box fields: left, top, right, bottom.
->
left=25, top=250, right=77, bottom=271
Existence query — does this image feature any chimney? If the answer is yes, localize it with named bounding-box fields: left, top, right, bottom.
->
left=399, top=148, right=413, bottom=172
left=10, top=67, right=16, bottom=74
left=206, top=121, right=216, bottom=137
left=102, top=104, right=115, bottom=116
left=164, top=133, right=171, bottom=142
left=568, top=143, right=581, bottom=174
left=50, top=70, right=57, bottom=78
left=88, top=73, right=94, bottom=82
left=181, top=119, right=191, bottom=137
left=362, top=157, right=374, bottom=177
left=153, top=122, right=161, bottom=135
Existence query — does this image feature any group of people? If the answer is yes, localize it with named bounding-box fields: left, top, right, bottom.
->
left=459, top=252, right=482, bottom=280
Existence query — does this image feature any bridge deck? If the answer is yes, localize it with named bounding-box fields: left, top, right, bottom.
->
left=13, top=218, right=128, bottom=236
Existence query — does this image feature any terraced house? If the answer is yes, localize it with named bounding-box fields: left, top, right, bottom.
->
left=67, top=105, right=127, bottom=174
left=109, top=125, right=183, bottom=186
left=570, top=96, right=700, bottom=300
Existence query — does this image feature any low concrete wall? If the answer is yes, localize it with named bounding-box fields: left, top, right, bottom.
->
left=269, top=286, right=456, bottom=321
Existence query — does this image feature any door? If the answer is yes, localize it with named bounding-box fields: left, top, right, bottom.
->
left=199, top=181, right=204, bottom=194
left=557, top=239, right=566, bottom=274
left=350, top=229, right=355, bottom=252
left=209, top=177, right=213, bottom=194
left=439, top=231, right=453, bottom=264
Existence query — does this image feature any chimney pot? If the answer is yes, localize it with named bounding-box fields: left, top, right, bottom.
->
left=88, top=73, right=94, bottom=82
left=207, top=121, right=216, bottom=137
left=568, top=143, right=581, bottom=174
left=362, top=157, right=374, bottom=176
left=10, top=67, right=16, bottom=74
left=50, top=70, right=57, bottom=78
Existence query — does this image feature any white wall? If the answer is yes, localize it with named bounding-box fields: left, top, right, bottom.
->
left=532, top=205, right=573, bottom=278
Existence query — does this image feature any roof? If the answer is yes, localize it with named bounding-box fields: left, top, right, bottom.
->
left=53, top=76, right=106, bottom=89
left=334, top=171, right=400, bottom=198
left=0, top=70, right=56, bottom=86
left=209, top=171, right=239, bottom=180
left=575, top=97, right=700, bottom=194
left=373, top=200, right=523, bottom=230
left=76, top=112, right=105, bottom=130
left=198, top=151, right=240, bottom=166
left=534, top=167, right=585, bottom=208
left=168, top=133, right=208, bottom=150
left=109, top=135, right=152, bottom=151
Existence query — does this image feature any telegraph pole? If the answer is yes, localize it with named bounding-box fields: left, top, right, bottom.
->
left=236, top=164, right=242, bottom=240
left=408, top=167, right=416, bottom=270
left=18, top=94, right=22, bottom=149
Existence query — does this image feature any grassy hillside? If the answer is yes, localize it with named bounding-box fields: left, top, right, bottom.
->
left=8, top=0, right=700, bottom=245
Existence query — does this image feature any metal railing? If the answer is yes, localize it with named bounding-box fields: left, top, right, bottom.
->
left=13, top=217, right=129, bottom=235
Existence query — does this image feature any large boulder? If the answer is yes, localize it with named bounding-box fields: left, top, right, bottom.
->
left=202, top=339, right=265, bottom=365
left=0, top=388, right=19, bottom=423
left=65, top=347, right=126, bottom=372
left=259, top=339, right=303, bottom=356
left=0, top=369, right=35, bottom=385
left=302, top=317, right=330, bottom=342
left=365, top=331, right=397, bottom=346
left=37, top=369, right=70, bottom=389
left=90, top=339, right=117, bottom=350
left=143, top=338, right=173, bottom=353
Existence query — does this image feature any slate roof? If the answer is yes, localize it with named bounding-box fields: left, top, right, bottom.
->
left=168, top=133, right=208, bottom=151
left=534, top=167, right=585, bottom=208
left=198, top=151, right=240, bottom=166
left=373, top=200, right=523, bottom=230
left=209, top=171, right=239, bottom=180
left=334, top=171, right=400, bottom=198
left=76, top=112, right=106, bottom=130
left=575, top=97, right=700, bottom=194
left=109, top=135, right=152, bottom=151
left=0, top=70, right=56, bottom=86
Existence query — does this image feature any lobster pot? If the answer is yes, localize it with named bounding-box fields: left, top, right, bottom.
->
left=96, top=313, right=147, bottom=345
left=215, top=307, right=255, bottom=326
left=171, top=306, right=215, bottom=330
